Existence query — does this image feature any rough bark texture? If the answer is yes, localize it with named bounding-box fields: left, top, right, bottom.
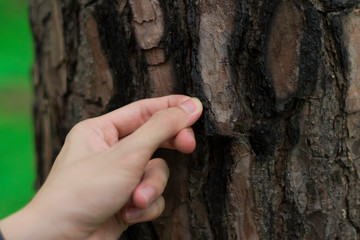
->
left=30, top=0, right=360, bottom=239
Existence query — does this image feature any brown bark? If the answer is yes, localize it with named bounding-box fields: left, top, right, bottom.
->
left=29, top=0, right=360, bottom=239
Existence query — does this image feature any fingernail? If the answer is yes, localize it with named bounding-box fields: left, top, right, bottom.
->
left=179, top=98, right=202, bottom=114
left=140, top=187, right=155, bottom=206
left=125, top=208, right=142, bottom=222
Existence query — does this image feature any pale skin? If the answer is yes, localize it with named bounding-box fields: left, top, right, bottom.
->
left=0, top=95, right=203, bottom=240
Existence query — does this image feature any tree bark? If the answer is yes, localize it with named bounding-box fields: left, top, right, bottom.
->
left=29, top=0, right=360, bottom=239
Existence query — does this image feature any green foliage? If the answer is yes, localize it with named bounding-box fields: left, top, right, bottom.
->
left=0, top=0, right=35, bottom=218
left=0, top=0, right=33, bottom=85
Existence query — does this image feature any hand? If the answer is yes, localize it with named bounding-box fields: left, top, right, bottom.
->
left=0, top=95, right=203, bottom=240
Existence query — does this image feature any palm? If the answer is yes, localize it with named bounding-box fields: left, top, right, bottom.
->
left=89, top=214, right=125, bottom=239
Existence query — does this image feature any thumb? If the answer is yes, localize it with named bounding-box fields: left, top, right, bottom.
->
left=109, top=97, right=203, bottom=162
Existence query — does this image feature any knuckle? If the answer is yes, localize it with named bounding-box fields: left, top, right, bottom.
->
left=149, top=158, right=169, bottom=176
left=154, top=177, right=167, bottom=196
left=152, top=107, right=182, bottom=126
left=147, top=159, right=169, bottom=194
left=66, top=119, right=95, bottom=142
left=71, top=119, right=91, bottom=133
left=152, top=197, right=165, bottom=219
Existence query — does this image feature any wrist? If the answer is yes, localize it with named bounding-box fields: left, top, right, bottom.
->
left=0, top=203, right=60, bottom=240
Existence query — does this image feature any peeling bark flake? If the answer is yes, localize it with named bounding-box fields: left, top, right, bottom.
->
left=344, top=11, right=360, bottom=114
left=129, top=0, right=164, bottom=49
left=198, top=0, right=242, bottom=135
left=47, top=0, right=66, bottom=97
left=85, top=16, right=114, bottom=106
left=148, top=60, right=176, bottom=96
left=129, top=0, right=176, bottom=97
left=267, top=0, right=303, bottom=99
left=49, top=0, right=65, bottom=68
left=144, top=47, right=166, bottom=65
left=227, top=141, right=259, bottom=240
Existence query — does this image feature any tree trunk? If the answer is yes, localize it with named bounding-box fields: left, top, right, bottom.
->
left=29, top=0, right=360, bottom=239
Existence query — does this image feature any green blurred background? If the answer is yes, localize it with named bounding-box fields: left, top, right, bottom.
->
left=0, top=0, right=35, bottom=218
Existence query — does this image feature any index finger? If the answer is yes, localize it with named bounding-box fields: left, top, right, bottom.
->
left=97, top=95, right=191, bottom=138
left=111, top=97, right=203, bottom=163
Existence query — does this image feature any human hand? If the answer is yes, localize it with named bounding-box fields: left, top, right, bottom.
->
left=0, top=95, right=203, bottom=240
